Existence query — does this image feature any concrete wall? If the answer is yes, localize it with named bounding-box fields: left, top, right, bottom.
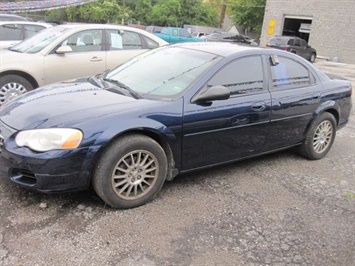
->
left=260, top=0, right=355, bottom=64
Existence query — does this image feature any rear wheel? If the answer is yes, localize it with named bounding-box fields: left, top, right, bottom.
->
left=92, top=134, right=168, bottom=209
left=299, top=113, right=336, bottom=160
left=0, top=75, right=34, bottom=105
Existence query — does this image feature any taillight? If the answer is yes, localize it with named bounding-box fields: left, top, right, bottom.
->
left=284, top=45, right=289, bottom=51
left=350, top=84, right=353, bottom=97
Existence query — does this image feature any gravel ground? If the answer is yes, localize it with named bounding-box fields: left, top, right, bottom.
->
left=0, top=60, right=354, bottom=265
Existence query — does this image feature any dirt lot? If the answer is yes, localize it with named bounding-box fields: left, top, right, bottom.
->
left=0, top=60, right=354, bottom=265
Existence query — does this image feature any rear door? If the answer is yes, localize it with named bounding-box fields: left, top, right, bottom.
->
left=182, top=55, right=271, bottom=170
left=266, top=54, right=321, bottom=149
left=106, top=29, right=149, bottom=70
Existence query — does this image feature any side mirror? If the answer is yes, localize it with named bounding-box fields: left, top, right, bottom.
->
left=191, top=85, right=230, bottom=103
left=56, top=45, right=73, bottom=54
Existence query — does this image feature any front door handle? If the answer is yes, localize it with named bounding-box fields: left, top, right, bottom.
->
left=90, top=57, right=103, bottom=62
left=251, top=102, right=266, bottom=111
left=313, top=93, right=321, bottom=100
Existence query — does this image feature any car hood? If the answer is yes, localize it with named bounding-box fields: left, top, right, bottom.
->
left=0, top=79, right=157, bottom=130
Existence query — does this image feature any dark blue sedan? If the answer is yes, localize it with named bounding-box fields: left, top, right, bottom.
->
left=0, top=43, right=352, bottom=208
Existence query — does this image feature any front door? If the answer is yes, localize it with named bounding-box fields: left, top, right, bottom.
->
left=182, top=56, right=271, bottom=170
left=44, top=29, right=106, bottom=85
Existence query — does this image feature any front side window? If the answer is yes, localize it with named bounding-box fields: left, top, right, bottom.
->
left=0, top=24, right=21, bottom=40
left=207, top=56, right=264, bottom=96
left=61, top=29, right=103, bottom=52
left=294, top=38, right=301, bottom=47
left=300, top=39, right=308, bottom=48
left=270, top=56, right=314, bottom=89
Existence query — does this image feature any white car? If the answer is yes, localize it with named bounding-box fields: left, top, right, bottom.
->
left=0, top=23, right=168, bottom=105
left=0, top=21, right=52, bottom=49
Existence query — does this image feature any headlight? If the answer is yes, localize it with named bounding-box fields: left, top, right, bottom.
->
left=15, top=128, right=83, bottom=152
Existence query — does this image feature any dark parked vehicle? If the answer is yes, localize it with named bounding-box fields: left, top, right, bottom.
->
left=0, top=43, right=352, bottom=209
left=267, top=36, right=317, bottom=63
left=206, top=32, right=258, bottom=45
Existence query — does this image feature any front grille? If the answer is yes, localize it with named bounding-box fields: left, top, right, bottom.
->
left=0, top=134, right=4, bottom=154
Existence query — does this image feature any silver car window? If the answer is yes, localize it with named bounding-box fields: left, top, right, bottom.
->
left=10, top=26, right=69, bottom=53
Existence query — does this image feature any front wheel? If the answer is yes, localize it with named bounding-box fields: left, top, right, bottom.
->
left=92, top=134, right=168, bottom=209
left=309, top=53, right=316, bottom=63
left=0, top=75, right=34, bottom=105
left=298, top=113, right=336, bottom=160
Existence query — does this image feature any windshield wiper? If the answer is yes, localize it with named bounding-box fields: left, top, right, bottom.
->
left=88, top=69, right=110, bottom=89
left=9, top=47, right=21, bottom=53
left=103, top=78, right=141, bottom=99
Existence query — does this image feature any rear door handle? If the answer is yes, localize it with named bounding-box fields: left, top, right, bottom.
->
left=251, top=102, right=266, bottom=111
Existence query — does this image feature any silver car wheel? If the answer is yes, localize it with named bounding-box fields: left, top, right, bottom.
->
left=312, top=120, right=333, bottom=154
left=111, top=150, right=159, bottom=200
left=0, top=82, right=27, bottom=104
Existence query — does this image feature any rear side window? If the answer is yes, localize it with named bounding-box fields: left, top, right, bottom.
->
left=287, top=38, right=294, bottom=45
left=0, top=24, right=21, bottom=40
left=180, top=29, right=190, bottom=37
left=142, top=35, right=159, bottom=49
left=24, top=25, right=46, bottom=38
left=122, top=31, right=143, bottom=49
left=270, top=37, right=288, bottom=46
left=208, top=56, right=264, bottom=96
left=270, top=56, right=315, bottom=89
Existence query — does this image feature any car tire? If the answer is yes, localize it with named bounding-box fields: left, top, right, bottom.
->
left=0, top=75, right=34, bottom=105
left=298, top=112, right=336, bottom=160
left=310, top=53, right=316, bottom=63
left=92, top=134, right=168, bottom=209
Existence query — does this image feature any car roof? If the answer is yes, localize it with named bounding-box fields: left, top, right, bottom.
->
left=170, top=42, right=261, bottom=57
left=0, top=13, right=27, bottom=21
left=271, top=36, right=300, bottom=40
left=0, top=21, right=52, bottom=27
left=56, top=23, right=166, bottom=36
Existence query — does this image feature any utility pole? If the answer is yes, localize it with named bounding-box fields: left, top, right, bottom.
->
left=219, top=1, right=227, bottom=28
left=121, top=0, right=125, bottom=25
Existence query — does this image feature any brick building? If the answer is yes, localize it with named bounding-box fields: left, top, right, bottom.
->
left=260, top=0, right=355, bottom=64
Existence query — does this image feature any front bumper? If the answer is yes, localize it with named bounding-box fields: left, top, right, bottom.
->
left=0, top=121, right=96, bottom=192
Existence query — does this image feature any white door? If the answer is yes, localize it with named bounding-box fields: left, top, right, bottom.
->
left=44, top=29, right=106, bottom=85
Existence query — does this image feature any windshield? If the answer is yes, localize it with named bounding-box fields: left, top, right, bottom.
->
left=10, top=26, right=70, bottom=53
left=105, top=46, right=220, bottom=99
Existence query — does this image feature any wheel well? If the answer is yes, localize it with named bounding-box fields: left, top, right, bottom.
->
left=324, top=109, right=339, bottom=125
left=91, top=130, right=176, bottom=181
left=303, top=109, right=339, bottom=139
left=0, top=71, right=39, bottom=89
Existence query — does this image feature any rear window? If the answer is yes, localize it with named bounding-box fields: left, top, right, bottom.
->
left=269, top=37, right=289, bottom=46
